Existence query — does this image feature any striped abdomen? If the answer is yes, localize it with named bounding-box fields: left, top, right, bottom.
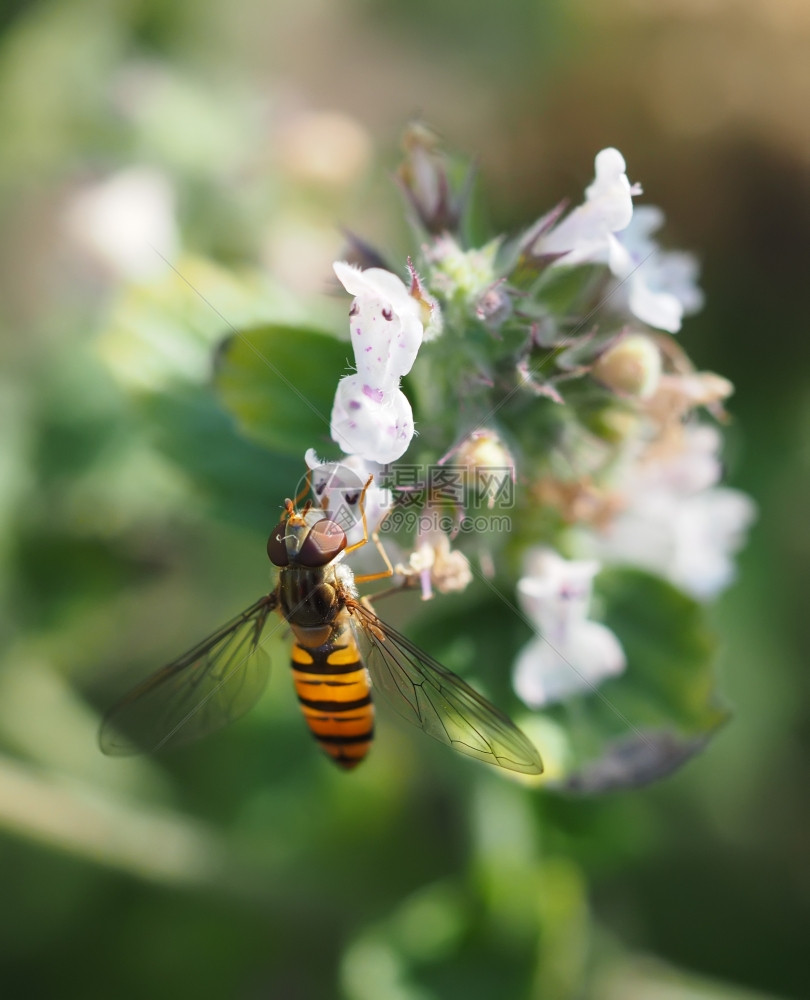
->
left=291, top=623, right=374, bottom=770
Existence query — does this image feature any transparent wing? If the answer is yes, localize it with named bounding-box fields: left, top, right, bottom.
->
left=99, top=594, right=278, bottom=756
left=349, top=603, right=543, bottom=775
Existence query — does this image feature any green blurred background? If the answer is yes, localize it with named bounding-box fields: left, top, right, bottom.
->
left=0, top=1, right=807, bottom=998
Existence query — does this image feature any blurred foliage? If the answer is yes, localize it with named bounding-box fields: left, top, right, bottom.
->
left=0, top=1, right=808, bottom=999
left=215, top=324, right=351, bottom=459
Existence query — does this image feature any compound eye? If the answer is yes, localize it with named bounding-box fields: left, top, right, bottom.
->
left=267, top=521, right=290, bottom=566
left=297, top=519, right=347, bottom=568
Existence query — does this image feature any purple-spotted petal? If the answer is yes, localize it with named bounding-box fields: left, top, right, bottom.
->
left=330, top=374, right=414, bottom=464
left=334, top=260, right=424, bottom=387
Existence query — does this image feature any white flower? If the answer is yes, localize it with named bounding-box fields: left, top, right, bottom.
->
left=513, top=549, right=626, bottom=708
left=591, top=424, right=756, bottom=599
left=533, top=148, right=641, bottom=266
left=63, top=167, right=179, bottom=280
left=609, top=206, right=704, bottom=334
left=407, top=526, right=473, bottom=601
left=304, top=449, right=392, bottom=547
left=643, top=423, right=724, bottom=494
left=533, top=151, right=702, bottom=334
left=669, top=489, right=756, bottom=600
left=330, top=261, right=426, bottom=463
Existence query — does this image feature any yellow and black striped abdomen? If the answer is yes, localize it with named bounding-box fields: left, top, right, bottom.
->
left=291, top=631, right=374, bottom=770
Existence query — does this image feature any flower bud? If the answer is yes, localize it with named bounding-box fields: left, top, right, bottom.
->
left=476, top=282, right=512, bottom=329
left=449, top=429, right=515, bottom=510
left=427, top=235, right=500, bottom=325
left=592, top=333, right=661, bottom=399
left=396, top=122, right=472, bottom=236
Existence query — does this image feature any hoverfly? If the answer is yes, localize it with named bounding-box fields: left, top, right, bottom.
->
left=99, top=484, right=543, bottom=775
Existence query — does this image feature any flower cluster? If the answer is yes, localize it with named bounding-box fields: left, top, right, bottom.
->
left=587, top=421, right=755, bottom=601
left=304, top=129, right=753, bottom=780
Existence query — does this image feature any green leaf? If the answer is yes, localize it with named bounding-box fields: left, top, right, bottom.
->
left=141, top=387, right=301, bottom=532
left=597, top=567, right=723, bottom=733
left=214, top=324, right=349, bottom=457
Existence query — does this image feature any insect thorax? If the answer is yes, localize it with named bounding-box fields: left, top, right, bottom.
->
left=278, top=562, right=355, bottom=648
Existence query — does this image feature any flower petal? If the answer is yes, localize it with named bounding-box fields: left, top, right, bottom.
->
left=585, top=147, right=636, bottom=232
left=513, top=621, right=625, bottom=708
left=536, top=148, right=638, bottom=265
left=333, top=261, right=420, bottom=319
left=334, top=260, right=424, bottom=388
left=330, top=374, right=414, bottom=464
left=627, top=278, right=684, bottom=334
left=670, top=488, right=757, bottom=599
left=304, top=449, right=393, bottom=545
left=517, top=549, right=600, bottom=634
left=609, top=205, right=704, bottom=333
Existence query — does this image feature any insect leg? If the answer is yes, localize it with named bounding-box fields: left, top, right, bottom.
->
left=343, top=475, right=374, bottom=556
left=344, top=475, right=397, bottom=584
left=352, top=532, right=395, bottom=584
